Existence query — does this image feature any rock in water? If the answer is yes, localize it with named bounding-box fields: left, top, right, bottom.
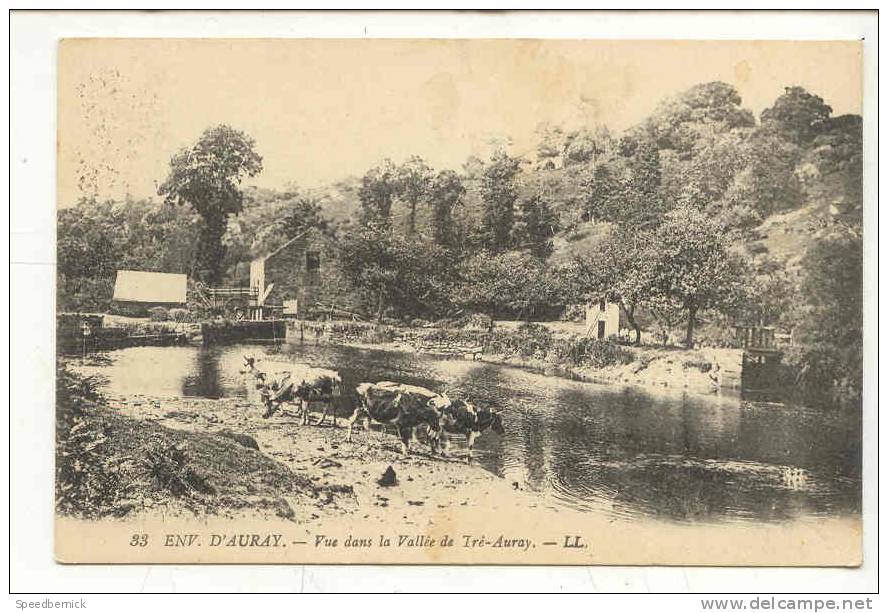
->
left=217, top=429, right=260, bottom=451
left=377, top=465, right=397, bottom=487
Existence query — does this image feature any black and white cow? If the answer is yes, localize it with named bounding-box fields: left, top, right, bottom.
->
left=432, top=399, right=504, bottom=462
left=244, top=356, right=342, bottom=425
left=347, top=381, right=448, bottom=455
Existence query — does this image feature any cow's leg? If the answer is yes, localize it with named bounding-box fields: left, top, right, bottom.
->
left=397, top=424, right=412, bottom=456
left=425, top=426, right=436, bottom=454
left=466, top=431, right=479, bottom=463
left=301, top=399, right=310, bottom=426
left=316, top=401, right=332, bottom=427
left=426, top=426, right=442, bottom=455
left=262, top=400, right=278, bottom=419
left=414, top=425, right=436, bottom=455
left=346, top=406, right=368, bottom=442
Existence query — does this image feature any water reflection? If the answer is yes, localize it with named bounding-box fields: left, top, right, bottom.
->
left=88, top=342, right=862, bottom=524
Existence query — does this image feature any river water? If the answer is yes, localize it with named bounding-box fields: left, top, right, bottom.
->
left=88, top=341, right=862, bottom=524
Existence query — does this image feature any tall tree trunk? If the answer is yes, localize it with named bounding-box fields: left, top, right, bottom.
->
left=375, top=286, right=386, bottom=326
left=619, top=300, right=642, bottom=345
left=197, top=214, right=227, bottom=285
left=685, top=306, right=698, bottom=348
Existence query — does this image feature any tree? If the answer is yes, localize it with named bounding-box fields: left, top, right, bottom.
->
left=789, top=229, right=863, bottom=407
left=576, top=137, right=665, bottom=232
left=720, top=127, right=803, bottom=222
left=337, top=223, right=400, bottom=323
left=158, top=125, right=263, bottom=284
left=337, top=223, right=456, bottom=322
left=478, top=151, right=522, bottom=253
left=797, top=230, right=862, bottom=350
left=761, top=86, right=832, bottom=145
left=57, top=198, right=201, bottom=310
left=426, top=169, right=465, bottom=248
left=641, top=207, right=748, bottom=346
left=281, top=196, right=330, bottom=239
left=571, top=227, right=654, bottom=344
left=804, top=114, right=863, bottom=224
left=635, top=81, right=755, bottom=157
left=662, top=129, right=751, bottom=210
left=397, top=156, right=433, bottom=237
left=456, top=251, right=563, bottom=320
left=513, top=192, right=559, bottom=259
left=358, top=159, right=400, bottom=224
left=740, top=257, right=801, bottom=329
left=563, top=125, right=613, bottom=166
left=57, top=201, right=124, bottom=282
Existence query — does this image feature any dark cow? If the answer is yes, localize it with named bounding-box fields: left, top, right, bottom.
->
left=347, top=381, right=447, bottom=455
left=245, top=357, right=342, bottom=425
left=432, top=399, right=504, bottom=462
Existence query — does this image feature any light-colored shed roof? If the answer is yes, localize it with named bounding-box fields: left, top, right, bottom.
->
left=113, top=270, right=187, bottom=304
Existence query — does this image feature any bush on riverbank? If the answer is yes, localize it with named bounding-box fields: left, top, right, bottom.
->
left=56, top=364, right=316, bottom=520
left=293, top=320, right=396, bottom=344
left=56, top=364, right=137, bottom=518
left=550, top=335, right=635, bottom=369
left=407, top=321, right=634, bottom=369
left=148, top=306, right=170, bottom=321
left=781, top=343, right=862, bottom=410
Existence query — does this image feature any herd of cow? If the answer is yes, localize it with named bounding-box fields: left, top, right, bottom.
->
left=241, top=356, right=505, bottom=460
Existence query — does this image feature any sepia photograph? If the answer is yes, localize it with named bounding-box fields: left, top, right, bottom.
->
left=50, top=35, right=866, bottom=567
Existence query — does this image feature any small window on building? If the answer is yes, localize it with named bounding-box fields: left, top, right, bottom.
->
left=599, top=298, right=606, bottom=311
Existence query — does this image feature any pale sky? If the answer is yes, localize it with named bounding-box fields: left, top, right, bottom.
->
left=57, top=38, right=863, bottom=206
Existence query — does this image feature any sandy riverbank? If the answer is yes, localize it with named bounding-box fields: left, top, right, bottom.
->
left=56, top=391, right=862, bottom=566
left=84, top=389, right=560, bottom=528
left=307, top=335, right=737, bottom=397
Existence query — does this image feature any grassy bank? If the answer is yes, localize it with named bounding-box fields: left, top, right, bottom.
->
left=56, top=366, right=322, bottom=520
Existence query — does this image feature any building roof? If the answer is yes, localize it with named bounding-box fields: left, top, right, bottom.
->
left=113, top=270, right=187, bottom=304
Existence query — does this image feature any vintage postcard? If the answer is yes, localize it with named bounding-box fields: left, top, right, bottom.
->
left=55, top=38, right=865, bottom=565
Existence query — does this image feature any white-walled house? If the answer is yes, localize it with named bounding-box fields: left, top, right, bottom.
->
left=585, top=298, right=622, bottom=339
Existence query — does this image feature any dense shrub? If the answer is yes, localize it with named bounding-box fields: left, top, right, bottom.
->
left=144, top=441, right=215, bottom=497
left=168, top=308, right=190, bottom=322
left=782, top=343, right=862, bottom=409
left=56, top=276, right=115, bottom=313
left=551, top=336, right=635, bottom=369
left=484, top=323, right=554, bottom=358
left=455, top=251, right=568, bottom=320
left=148, top=306, right=170, bottom=321
left=56, top=364, right=137, bottom=518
